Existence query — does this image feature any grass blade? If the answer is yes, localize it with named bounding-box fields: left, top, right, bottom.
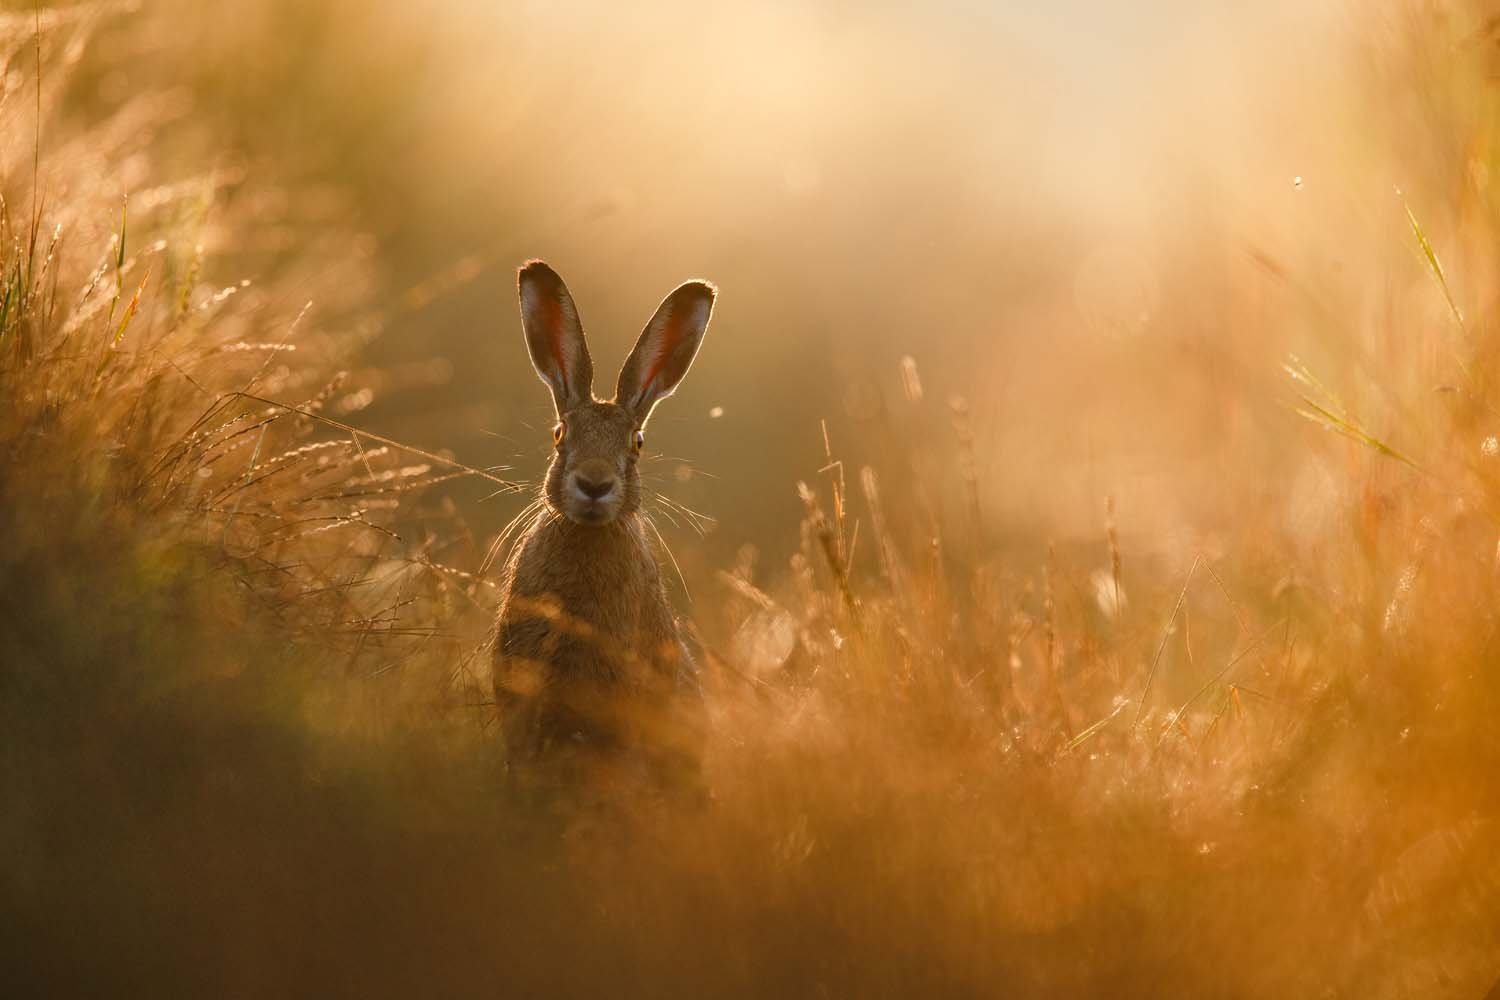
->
left=1400, top=190, right=1466, bottom=337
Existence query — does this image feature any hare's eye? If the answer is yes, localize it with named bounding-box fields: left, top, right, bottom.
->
left=552, top=421, right=566, bottom=448
left=631, top=429, right=645, bottom=454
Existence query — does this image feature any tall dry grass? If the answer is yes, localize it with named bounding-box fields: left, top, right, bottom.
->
left=3, top=3, right=1500, bottom=998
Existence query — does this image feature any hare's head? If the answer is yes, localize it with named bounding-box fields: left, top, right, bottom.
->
left=516, top=260, right=715, bottom=526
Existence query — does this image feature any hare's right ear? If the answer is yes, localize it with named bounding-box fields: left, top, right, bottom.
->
left=614, top=280, right=715, bottom=424
left=517, top=260, right=594, bottom=413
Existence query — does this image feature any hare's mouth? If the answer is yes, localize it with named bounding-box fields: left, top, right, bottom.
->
left=567, top=502, right=617, bottom=526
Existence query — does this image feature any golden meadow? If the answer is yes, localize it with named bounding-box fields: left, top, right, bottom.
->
left=2, top=2, right=1498, bottom=995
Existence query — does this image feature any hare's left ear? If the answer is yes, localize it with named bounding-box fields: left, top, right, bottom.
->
left=615, top=280, right=716, bottom=424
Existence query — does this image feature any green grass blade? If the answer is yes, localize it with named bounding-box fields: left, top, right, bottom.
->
left=1284, top=354, right=1420, bottom=470
left=1400, top=191, right=1467, bottom=337
left=116, top=198, right=127, bottom=270
left=1291, top=397, right=1419, bottom=469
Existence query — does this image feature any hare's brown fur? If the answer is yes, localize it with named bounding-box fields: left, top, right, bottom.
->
left=493, top=262, right=713, bottom=774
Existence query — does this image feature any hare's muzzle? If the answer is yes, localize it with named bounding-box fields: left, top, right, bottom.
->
left=574, top=473, right=617, bottom=501
left=564, top=458, right=622, bottom=524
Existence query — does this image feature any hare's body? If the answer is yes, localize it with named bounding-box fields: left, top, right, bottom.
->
left=492, top=263, right=714, bottom=773
left=495, top=504, right=692, bottom=757
left=502, top=510, right=673, bottom=685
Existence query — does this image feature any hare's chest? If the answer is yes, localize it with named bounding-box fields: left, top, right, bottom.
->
left=504, top=519, right=665, bottom=642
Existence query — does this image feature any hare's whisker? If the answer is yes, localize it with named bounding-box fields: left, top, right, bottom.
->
left=642, top=455, right=720, bottom=481
left=647, top=497, right=684, bottom=529
left=659, top=494, right=715, bottom=527
left=481, top=476, right=535, bottom=503
left=480, top=496, right=546, bottom=576
left=641, top=511, right=690, bottom=604
left=651, top=492, right=714, bottom=536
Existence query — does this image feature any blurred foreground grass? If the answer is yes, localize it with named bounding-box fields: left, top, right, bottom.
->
left=3, top=3, right=1500, bottom=997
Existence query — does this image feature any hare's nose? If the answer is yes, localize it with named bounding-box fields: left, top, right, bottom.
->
left=573, top=474, right=617, bottom=500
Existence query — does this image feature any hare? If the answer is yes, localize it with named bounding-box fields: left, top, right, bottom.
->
left=493, top=260, right=715, bottom=779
